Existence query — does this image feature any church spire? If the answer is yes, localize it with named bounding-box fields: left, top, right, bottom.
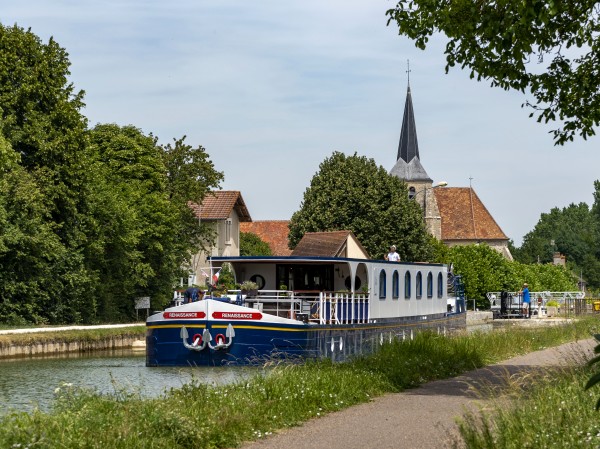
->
left=389, top=63, right=431, bottom=183
left=397, top=83, right=420, bottom=164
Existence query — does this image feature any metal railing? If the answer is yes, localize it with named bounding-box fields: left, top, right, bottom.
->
left=486, top=291, right=589, bottom=317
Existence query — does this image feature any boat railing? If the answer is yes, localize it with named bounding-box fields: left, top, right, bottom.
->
left=222, top=290, right=369, bottom=324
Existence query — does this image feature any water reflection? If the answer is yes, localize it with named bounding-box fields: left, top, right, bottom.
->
left=0, top=349, right=256, bottom=415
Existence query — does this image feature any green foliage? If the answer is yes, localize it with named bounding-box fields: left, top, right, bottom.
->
left=516, top=196, right=600, bottom=290
left=0, top=25, right=223, bottom=324
left=240, top=231, right=272, bottom=256
left=288, top=151, right=434, bottom=261
left=440, top=244, right=577, bottom=308
left=386, top=0, right=600, bottom=145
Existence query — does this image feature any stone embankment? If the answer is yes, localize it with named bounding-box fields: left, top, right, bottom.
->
left=0, top=324, right=146, bottom=359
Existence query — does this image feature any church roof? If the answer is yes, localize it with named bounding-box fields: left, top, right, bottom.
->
left=433, top=187, right=508, bottom=241
left=390, top=85, right=431, bottom=182
left=398, top=85, right=420, bottom=164
left=189, top=191, right=252, bottom=222
left=240, top=220, right=292, bottom=256
left=389, top=155, right=432, bottom=182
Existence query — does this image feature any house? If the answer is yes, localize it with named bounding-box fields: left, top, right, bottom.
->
left=188, top=190, right=251, bottom=286
left=390, top=83, right=513, bottom=260
left=291, top=230, right=370, bottom=259
left=239, top=220, right=293, bottom=256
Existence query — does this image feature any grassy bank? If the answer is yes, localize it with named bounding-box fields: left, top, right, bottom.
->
left=0, top=326, right=146, bottom=349
left=456, top=363, right=600, bottom=448
left=0, top=319, right=597, bottom=449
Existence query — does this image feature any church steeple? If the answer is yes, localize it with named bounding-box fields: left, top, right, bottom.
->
left=389, top=76, right=431, bottom=183
left=397, top=85, right=420, bottom=163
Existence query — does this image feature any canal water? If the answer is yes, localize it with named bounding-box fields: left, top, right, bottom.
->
left=1, top=322, right=502, bottom=415
left=0, top=350, right=256, bottom=415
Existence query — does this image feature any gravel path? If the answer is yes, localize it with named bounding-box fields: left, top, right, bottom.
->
left=241, top=338, right=596, bottom=449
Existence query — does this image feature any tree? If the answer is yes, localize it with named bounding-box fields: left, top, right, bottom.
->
left=288, top=152, right=433, bottom=261
left=516, top=201, right=600, bottom=289
left=386, top=1, right=600, bottom=145
left=240, top=232, right=272, bottom=256
left=442, top=243, right=576, bottom=308
left=0, top=24, right=97, bottom=323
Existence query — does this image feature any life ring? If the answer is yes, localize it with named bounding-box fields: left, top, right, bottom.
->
left=215, top=333, right=226, bottom=345
left=192, top=334, right=202, bottom=345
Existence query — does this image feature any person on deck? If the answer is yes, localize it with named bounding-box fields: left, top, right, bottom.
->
left=520, top=283, right=530, bottom=318
left=183, top=286, right=199, bottom=303
left=385, top=245, right=400, bottom=262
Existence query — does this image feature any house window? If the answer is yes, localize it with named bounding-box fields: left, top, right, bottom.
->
left=437, top=273, right=444, bottom=298
left=404, top=271, right=411, bottom=299
left=379, top=270, right=386, bottom=299
left=416, top=272, right=422, bottom=299
left=392, top=270, right=399, bottom=299
left=225, top=219, right=232, bottom=244
left=427, top=272, right=433, bottom=298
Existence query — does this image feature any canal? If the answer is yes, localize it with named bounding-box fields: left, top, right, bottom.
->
left=0, top=350, right=255, bottom=415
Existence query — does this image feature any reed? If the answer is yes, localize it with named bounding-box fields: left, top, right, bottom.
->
left=0, top=319, right=597, bottom=449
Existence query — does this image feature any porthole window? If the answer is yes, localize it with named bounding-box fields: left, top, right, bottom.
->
left=392, top=270, right=399, bottom=299
left=249, top=274, right=265, bottom=290
left=404, top=271, right=411, bottom=299
left=416, top=272, right=422, bottom=299
left=437, top=273, right=444, bottom=298
left=427, top=272, right=433, bottom=298
left=379, top=270, right=386, bottom=299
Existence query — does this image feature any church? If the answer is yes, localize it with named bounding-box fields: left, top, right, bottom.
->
left=390, top=84, right=513, bottom=260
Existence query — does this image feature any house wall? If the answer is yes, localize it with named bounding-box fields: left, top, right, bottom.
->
left=346, top=236, right=368, bottom=259
left=189, top=210, right=242, bottom=287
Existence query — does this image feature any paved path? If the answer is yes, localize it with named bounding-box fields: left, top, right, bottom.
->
left=242, top=339, right=596, bottom=449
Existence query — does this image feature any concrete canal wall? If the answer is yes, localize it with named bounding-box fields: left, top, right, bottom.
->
left=0, top=324, right=146, bottom=359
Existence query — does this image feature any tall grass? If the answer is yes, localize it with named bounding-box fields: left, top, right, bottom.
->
left=456, top=365, right=600, bottom=448
left=0, top=319, right=597, bottom=449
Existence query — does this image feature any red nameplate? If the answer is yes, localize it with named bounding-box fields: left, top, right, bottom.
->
left=212, top=311, right=262, bottom=320
left=163, top=312, right=206, bottom=319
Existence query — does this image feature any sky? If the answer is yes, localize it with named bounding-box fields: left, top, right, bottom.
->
left=3, top=1, right=598, bottom=246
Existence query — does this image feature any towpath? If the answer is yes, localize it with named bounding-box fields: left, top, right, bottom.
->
left=242, top=338, right=596, bottom=449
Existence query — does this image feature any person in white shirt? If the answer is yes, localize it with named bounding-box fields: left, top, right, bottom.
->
left=385, top=245, right=400, bottom=262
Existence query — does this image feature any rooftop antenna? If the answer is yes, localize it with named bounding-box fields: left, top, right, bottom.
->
left=406, top=59, right=411, bottom=86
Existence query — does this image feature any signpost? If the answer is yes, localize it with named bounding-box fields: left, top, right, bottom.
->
left=135, top=296, right=151, bottom=320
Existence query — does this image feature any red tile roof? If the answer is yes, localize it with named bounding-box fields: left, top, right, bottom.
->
left=190, top=191, right=251, bottom=222
left=240, top=220, right=292, bottom=256
left=291, top=231, right=368, bottom=257
left=433, top=187, right=508, bottom=241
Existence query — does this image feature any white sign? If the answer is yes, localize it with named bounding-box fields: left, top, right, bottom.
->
left=135, top=297, right=151, bottom=309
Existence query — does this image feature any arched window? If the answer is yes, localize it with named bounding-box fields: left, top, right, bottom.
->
left=437, top=273, right=444, bottom=298
left=408, top=186, right=416, bottom=200
left=404, top=271, right=411, bottom=299
left=427, top=272, right=433, bottom=298
left=392, top=270, right=399, bottom=299
left=416, top=272, right=423, bottom=299
left=379, top=269, right=386, bottom=299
